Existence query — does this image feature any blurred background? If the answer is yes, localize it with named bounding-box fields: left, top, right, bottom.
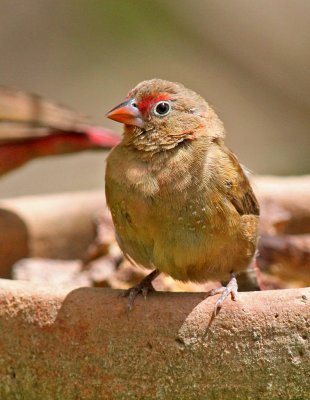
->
left=0, top=0, right=309, bottom=198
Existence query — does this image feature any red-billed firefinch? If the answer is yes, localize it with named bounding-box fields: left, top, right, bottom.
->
left=105, top=79, right=259, bottom=315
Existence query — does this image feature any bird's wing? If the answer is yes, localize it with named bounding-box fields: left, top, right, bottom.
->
left=221, top=145, right=260, bottom=216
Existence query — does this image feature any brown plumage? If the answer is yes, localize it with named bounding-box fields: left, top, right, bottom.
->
left=105, top=79, right=259, bottom=314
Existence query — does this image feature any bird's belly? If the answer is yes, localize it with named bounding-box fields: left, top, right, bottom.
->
left=109, top=191, right=159, bottom=269
left=152, top=226, right=239, bottom=282
left=109, top=183, right=257, bottom=283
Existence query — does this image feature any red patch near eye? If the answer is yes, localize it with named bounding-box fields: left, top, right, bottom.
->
left=138, top=94, right=170, bottom=113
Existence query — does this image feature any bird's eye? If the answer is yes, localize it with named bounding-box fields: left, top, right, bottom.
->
left=153, top=101, right=171, bottom=116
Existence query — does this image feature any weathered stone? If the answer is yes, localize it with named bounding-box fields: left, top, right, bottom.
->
left=0, top=279, right=309, bottom=399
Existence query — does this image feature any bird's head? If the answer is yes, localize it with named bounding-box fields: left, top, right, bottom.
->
left=106, top=79, right=224, bottom=154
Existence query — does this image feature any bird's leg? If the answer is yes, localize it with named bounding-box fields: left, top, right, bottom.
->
left=205, top=272, right=238, bottom=316
left=236, top=257, right=261, bottom=291
left=122, top=269, right=160, bottom=311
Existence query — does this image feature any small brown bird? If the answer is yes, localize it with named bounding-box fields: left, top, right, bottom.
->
left=105, top=79, right=259, bottom=314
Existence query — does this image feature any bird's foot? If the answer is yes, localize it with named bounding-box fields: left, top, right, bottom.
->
left=204, top=273, right=238, bottom=317
left=122, top=269, right=159, bottom=311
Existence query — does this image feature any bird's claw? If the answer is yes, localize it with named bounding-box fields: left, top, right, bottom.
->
left=141, top=285, right=154, bottom=300
left=123, top=282, right=155, bottom=310
left=121, top=269, right=159, bottom=311
left=205, top=273, right=238, bottom=317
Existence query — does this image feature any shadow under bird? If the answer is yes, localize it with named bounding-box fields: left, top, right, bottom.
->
left=105, top=79, right=259, bottom=315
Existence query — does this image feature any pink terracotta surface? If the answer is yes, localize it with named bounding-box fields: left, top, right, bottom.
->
left=0, top=279, right=309, bottom=399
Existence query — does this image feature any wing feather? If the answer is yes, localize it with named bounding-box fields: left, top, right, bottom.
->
left=221, top=145, right=260, bottom=216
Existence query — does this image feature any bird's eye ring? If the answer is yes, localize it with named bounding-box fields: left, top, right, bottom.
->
left=153, top=101, right=171, bottom=117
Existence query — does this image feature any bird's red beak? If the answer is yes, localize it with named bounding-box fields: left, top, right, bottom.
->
left=106, top=100, right=144, bottom=128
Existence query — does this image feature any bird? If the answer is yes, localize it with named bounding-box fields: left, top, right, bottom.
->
left=105, top=79, right=259, bottom=315
left=0, top=86, right=120, bottom=176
